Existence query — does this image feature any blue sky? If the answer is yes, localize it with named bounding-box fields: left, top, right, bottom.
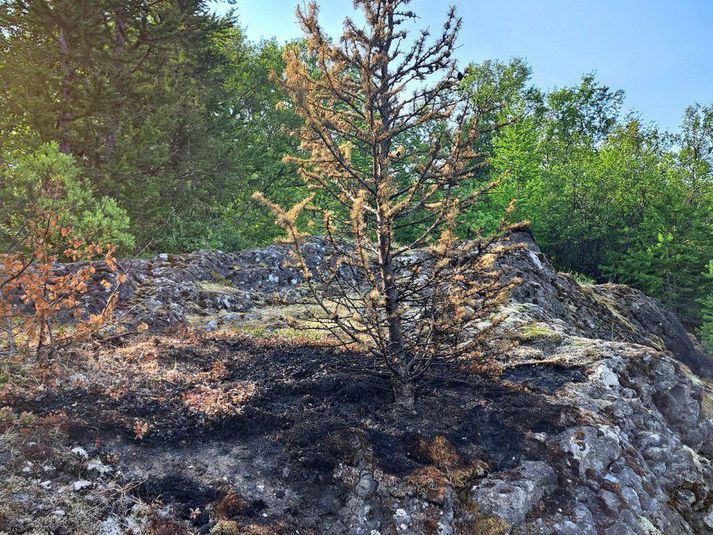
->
left=212, top=1, right=712, bottom=132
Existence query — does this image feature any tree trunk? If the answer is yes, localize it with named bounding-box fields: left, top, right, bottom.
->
left=57, top=2, right=72, bottom=154
left=377, top=208, right=413, bottom=407
left=105, top=4, right=127, bottom=160
left=393, top=375, right=415, bottom=408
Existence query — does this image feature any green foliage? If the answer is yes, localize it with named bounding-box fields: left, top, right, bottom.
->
left=543, top=73, right=625, bottom=144
left=700, top=261, right=713, bottom=353
left=449, top=58, right=538, bottom=237
left=0, top=143, right=134, bottom=251
left=485, top=73, right=713, bottom=330
left=0, top=1, right=302, bottom=253
left=460, top=58, right=538, bottom=156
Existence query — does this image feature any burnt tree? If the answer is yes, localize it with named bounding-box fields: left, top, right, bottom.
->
left=255, top=0, right=518, bottom=407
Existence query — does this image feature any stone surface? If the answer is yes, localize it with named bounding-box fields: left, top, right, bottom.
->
left=12, top=230, right=713, bottom=534
left=471, top=461, right=556, bottom=525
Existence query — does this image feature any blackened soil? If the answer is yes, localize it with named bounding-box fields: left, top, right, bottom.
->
left=3, top=335, right=584, bottom=531
left=501, top=363, right=586, bottom=393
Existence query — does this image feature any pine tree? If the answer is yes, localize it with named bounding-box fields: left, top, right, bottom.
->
left=0, top=1, right=239, bottom=251
left=256, top=0, right=518, bottom=407
left=700, top=261, right=713, bottom=353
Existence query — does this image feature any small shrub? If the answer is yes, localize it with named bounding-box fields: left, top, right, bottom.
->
left=214, top=492, right=251, bottom=519
left=413, top=435, right=462, bottom=471
left=1, top=142, right=134, bottom=252
left=182, top=383, right=256, bottom=418
left=1, top=209, right=122, bottom=357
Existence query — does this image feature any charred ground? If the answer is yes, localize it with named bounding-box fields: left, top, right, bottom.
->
left=1, top=232, right=712, bottom=534
left=1, top=331, right=585, bottom=533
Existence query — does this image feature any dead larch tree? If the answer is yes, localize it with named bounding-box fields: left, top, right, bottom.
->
left=255, top=0, right=519, bottom=407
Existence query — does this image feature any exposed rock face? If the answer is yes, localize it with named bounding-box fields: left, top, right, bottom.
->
left=503, top=230, right=713, bottom=378
left=12, top=231, right=713, bottom=534
left=474, top=337, right=713, bottom=534
left=75, top=240, right=326, bottom=326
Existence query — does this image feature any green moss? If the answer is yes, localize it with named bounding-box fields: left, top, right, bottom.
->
left=236, top=326, right=326, bottom=343
left=210, top=520, right=240, bottom=535
left=197, top=281, right=240, bottom=294
left=242, top=327, right=267, bottom=339
left=455, top=495, right=510, bottom=535
left=561, top=271, right=596, bottom=285
left=0, top=362, right=28, bottom=387
left=519, top=323, right=564, bottom=344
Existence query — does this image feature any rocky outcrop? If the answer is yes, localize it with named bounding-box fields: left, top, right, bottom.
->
left=82, top=240, right=326, bottom=327
left=82, top=231, right=713, bottom=379
left=470, top=334, right=713, bottom=534
left=20, top=232, right=713, bottom=534
left=502, top=229, right=713, bottom=378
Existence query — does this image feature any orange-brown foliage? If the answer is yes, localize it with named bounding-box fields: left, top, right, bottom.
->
left=255, top=0, right=523, bottom=407
left=0, top=207, right=122, bottom=358
left=182, top=383, right=257, bottom=418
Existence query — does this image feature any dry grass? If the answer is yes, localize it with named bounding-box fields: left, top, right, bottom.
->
left=182, top=383, right=256, bottom=418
